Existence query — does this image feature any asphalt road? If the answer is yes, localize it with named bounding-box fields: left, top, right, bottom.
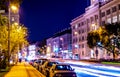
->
left=62, top=61, right=120, bottom=77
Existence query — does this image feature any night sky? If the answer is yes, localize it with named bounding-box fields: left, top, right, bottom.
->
left=20, top=0, right=90, bottom=42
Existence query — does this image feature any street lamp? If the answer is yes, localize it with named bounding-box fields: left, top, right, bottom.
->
left=8, top=4, right=18, bottom=65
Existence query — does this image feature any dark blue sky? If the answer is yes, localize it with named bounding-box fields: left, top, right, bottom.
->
left=20, top=0, right=90, bottom=41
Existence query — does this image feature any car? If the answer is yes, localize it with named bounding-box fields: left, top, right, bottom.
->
left=38, top=59, right=49, bottom=72
left=29, top=59, right=37, bottom=66
left=33, top=58, right=48, bottom=70
left=49, top=64, right=77, bottom=77
left=41, top=61, right=59, bottom=76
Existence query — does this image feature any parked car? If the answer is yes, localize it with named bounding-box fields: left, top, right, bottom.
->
left=29, top=59, right=36, bottom=66
left=33, top=58, right=48, bottom=70
left=38, top=59, right=48, bottom=72
left=41, top=61, right=59, bottom=76
left=49, top=64, right=77, bottom=77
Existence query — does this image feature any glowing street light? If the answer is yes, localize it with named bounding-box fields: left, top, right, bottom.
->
left=8, top=4, right=18, bottom=65
left=11, top=5, right=18, bottom=12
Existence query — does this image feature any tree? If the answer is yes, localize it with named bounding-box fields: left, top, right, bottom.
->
left=104, top=23, right=120, bottom=59
left=0, top=14, right=8, bottom=26
left=87, top=31, right=100, bottom=48
left=0, top=14, right=28, bottom=65
left=87, top=23, right=120, bottom=59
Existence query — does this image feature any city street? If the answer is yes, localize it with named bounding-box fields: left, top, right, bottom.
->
left=62, top=60, right=120, bottom=77
left=1, top=60, right=120, bottom=77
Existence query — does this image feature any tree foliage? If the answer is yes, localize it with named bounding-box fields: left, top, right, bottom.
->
left=0, top=14, right=28, bottom=55
left=87, top=31, right=100, bottom=48
left=87, top=23, right=120, bottom=59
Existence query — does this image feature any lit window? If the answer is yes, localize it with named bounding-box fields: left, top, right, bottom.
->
left=107, top=18, right=111, bottom=23
left=11, top=17, right=15, bottom=21
left=75, top=24, right=78, bottom=28
left=112, top=16, right=117, bottom=23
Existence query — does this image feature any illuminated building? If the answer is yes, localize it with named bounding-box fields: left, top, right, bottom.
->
left=27, top=45, right=36, bottom=60
left=46, top=28, right=72, bottom=59
left=70, top=0, right=120, bottom=60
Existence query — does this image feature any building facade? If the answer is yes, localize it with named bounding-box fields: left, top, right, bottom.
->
left=46, top=28, right=72, bottom=59
left=71, top=0, right=120, bottom=60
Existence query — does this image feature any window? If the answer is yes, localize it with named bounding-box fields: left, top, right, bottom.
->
left=79, top=38, right=81, bottom=41
left=82, top=29, right=84, bottom=33
left=112, top=16, right=117, bottom=23
left=11, top=17, right=15, bottom=21
left=87, top=19, right=89, bottom=23
left=90, top=17, right=93, bottom=22
left=82, top=44, right=84, bottom=48
left=78, top=30, right=81, bottom=34
left=73, top=26, right=75, bottom=29
left=75, top=24, right=78, bottom=28
left=78, top=23, right=81, bottom=27
left=118, top=4, right=120, bottom=10
left=106, top=9, right=111, bottom=15
left=81, top=22, right=84, bottom=26
left=95, top=15, right=98, bottom=19
left=82, top=51, right=84, bottom=56
left=102, top=21, right=105, bottom=26
left=112, top=6, right=117, bottom=13
left=82, top=36, right=84, bottom=41
left=107, top=18, right=111, bottom=23
left=101, top=12, right=105, bottom=17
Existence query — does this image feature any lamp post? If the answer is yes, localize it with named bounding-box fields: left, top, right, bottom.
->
left=8, top=4, right=18, bottom=65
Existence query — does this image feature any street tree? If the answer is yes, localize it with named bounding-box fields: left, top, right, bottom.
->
left=87, top=23, right=120, bottom=59
left=87, top=31, right=100, bottom=48
left=104, top=23, right=120, bottom=59
left=0, top=14, right=28, bottom=65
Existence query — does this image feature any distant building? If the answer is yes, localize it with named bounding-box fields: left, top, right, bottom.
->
left=70, top=0, right=120, bottom=60
left=46, top=27, right=72, bottom=59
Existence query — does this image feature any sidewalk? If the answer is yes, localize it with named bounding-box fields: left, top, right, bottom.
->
left=3, top=62, right=45, bottom=77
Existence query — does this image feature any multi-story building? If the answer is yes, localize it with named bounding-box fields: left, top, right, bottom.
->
left=70, top=0, right=120, bottom=60
left=46, top=28, right=72, bottom=59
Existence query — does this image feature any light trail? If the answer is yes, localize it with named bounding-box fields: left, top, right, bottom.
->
left=72, top=66, right=120, bottom=77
